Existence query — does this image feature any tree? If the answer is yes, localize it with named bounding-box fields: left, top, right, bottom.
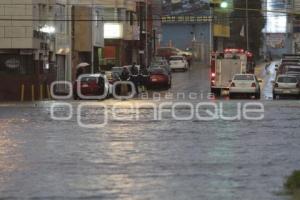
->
left=227, top=0, right=266, bottom=58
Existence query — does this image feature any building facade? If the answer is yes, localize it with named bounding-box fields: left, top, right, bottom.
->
left=71, top=1, right=104, bottom=79
left=0, top=0, right=106, bottom=100
left=161, top=4, right=212, bottom=63
left=0, top=0, right=154, bottom=100
left=98, top=0, right=140, bottom=69
left=292, top=0, right=300, bottom=53
left=0, top=0, right=72, bottom=100
left=263, top=0, right=293, bottom=58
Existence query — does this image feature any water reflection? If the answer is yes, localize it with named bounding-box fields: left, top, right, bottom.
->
left=0, top=119, right=23, bottom=187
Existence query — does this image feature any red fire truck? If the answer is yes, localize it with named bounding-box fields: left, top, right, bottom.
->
left=210, top=49, right=255, bottom=95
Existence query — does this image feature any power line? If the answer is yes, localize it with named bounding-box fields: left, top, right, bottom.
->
left=0, top=15, right=290, bottom=22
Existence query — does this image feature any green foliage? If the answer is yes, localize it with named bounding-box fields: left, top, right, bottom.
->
left=285, top=170, right=300, bottom=193
left=284, top=170, right=300, bottom=200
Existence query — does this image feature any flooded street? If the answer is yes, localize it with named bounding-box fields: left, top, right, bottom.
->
left=0, top=63, right=299, bottom=200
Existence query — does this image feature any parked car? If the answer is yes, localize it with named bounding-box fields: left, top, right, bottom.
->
left=155, top=56, right=168, bottom=62
left=273, top=75, right=300, bottom=99
left=73, top=74, right=110, bottom=100
left=284, top=66, right=300, bottom=79
left=147, top=68, right=171, bottom=89
left=276, top=63, right=300, bottom=75
left=229, top=74, right=261, bottom=99
left=150, top=61, right=172, bottom=75
left=156, top=47, right=181, bottom=60
left=169, top=56, right=188, bottom=72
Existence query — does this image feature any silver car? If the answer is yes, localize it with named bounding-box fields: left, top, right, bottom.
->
left=150, top=61, right=172, bottom=75
left=273, top=75, right=300, bottom=99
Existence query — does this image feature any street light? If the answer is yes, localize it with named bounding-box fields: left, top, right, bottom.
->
left=40, top=25, right=55, bottom=34
left=209, top=1, right=228, bottom=9
left=220, top=1, right=228, bottom=9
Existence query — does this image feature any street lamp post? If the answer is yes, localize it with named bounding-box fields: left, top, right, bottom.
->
left=209, top=0, right=229, bottom=53
left=145, top=0, right=148, bottom=67
left=246, top=0, right=249, bottom=50
left=210, top=7, right=213, bottom=54
left=139, top=2, right=144, bottom=67
left=91, top=0, right=95, bottom=73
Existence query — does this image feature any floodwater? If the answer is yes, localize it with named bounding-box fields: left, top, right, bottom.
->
left=0, top=62, right=299, bottom=200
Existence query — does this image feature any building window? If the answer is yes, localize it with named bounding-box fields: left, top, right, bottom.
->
left=96, top=10, right=101, bottom=27
left=55, top=4, right=66, bottom=33
left=126, top=11, right=135, bottom=26
left=118, top=8, right=125, bottom=22
left=103, top=8, right=116, bottom=21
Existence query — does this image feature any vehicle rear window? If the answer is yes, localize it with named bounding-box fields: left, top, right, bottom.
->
left=80, top=77, right=97, bottom=83
left=234, top=75, right=254, bottom=80
left=150, top=68, right=166, bottom=75
left=277, top=77, right=297, bottom=83
left=150, top=65, right=161, bottom=69
left=170, top=57, right=183, bottom=61
left=153, top=61, right=165, bottom=65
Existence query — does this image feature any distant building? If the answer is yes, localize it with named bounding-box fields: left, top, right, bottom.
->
left=262, top=0, right=293, bottom=57
left=292, top=0, right=300, bottom=53
left=161, top=5, right=212, bottom=63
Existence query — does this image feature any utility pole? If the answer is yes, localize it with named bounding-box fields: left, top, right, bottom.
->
left=91, top=0, right=94, bottom=73
left=246, top=0, right=249, bottom=50
left=139, top=2, right=144, bottom=67
left=145, top=0, right=148, bottom=67
left=210, top=7, right=213, bottom=53
left=153, top=29, right=156, bottom=56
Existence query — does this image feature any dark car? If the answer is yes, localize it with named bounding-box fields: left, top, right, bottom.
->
left=147, top=68, right=171, bottom=89
left=73, top=74, right=109, bottom=100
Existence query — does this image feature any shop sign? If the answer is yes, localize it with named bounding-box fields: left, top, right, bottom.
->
left=5, top=58, right=20, bottom=69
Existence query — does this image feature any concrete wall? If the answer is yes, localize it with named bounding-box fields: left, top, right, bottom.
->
left=0, top=0, right=34, bottom=49
left=73, top=6, right=92, bottom=52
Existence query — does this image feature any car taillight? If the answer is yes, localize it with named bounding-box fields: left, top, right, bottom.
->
left=89, top=80, right=98, bottom=87
left=251, top=83, right=256, bottom=87
left=231, top=82, right=235, bottom=87
left=274, top=83, right=279, bottom=88
left=211, top=73, right=216, bottom=78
